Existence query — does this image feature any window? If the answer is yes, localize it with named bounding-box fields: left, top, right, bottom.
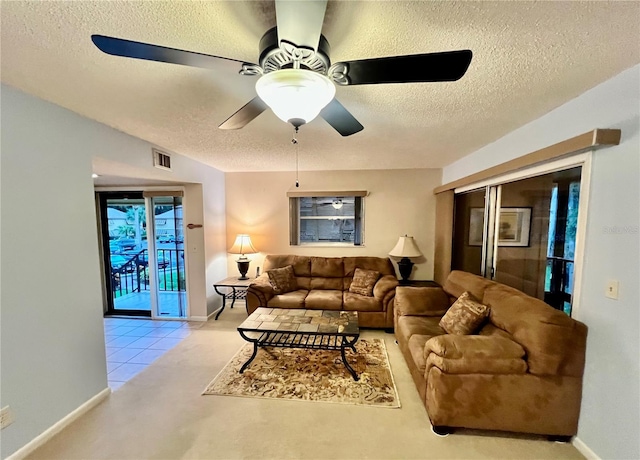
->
left=288, top=192, right=365, bottom=246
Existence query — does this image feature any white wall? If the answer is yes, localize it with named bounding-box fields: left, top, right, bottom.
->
left=0, top=85, right=227, bottom=458
left=225, top=169, right=442, bottom=280
left=443, top=65, right=640, bottom=460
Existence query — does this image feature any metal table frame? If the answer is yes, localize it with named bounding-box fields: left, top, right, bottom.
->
left=212, top=277, right=253, bottom=320
left=238, top=330, right=360, bottom=380
left=237, top=310, right=360, bottom=381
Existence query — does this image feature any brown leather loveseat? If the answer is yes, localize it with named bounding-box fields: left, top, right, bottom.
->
left=395, top=270, right=587, bottom=439
left=247, top=255, right=399, bottom=328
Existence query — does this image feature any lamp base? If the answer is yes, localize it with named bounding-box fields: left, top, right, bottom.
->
left=397, top=257, right=414, bottom=283
left=236, top=259, right=250, bottom=280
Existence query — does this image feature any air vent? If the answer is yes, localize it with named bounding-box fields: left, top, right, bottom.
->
left=153, top=149, right=172, bottom=171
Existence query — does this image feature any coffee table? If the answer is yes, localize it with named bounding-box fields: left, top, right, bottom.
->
left=237, top=308, right=360, bottom=380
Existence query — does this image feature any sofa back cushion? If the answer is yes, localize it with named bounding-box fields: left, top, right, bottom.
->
left=264, top=255, right=311, bottom=276
left=443, top=270, right=494, bottom=302
left=310, top=257, right=344, bottom=290
left=264, top=255, right=395, bottom=292
left=342, top=257, right=395, bottom=290
left=482, top=283, right=581, bottom=376
left=264, top=255, right=311, bottom=289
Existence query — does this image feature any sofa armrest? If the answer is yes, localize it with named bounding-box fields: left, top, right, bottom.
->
left=246, top=273, right=274, bottom=312
left=424, top=334, right=527, bottom=375
left=394, top=286, right=450, bottom=317
left=373, top=275, right=399, bottom=305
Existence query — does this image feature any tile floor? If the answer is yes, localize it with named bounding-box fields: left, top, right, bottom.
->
left=104, top=317, right=201, bottom=390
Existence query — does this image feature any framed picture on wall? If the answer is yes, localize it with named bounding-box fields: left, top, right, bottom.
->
left=497, top=207, right=531, bottom=247
left=468, top=207, right=532, bottom=247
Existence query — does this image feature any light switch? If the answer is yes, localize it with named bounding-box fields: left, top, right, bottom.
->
left=605, top=280, right=619, bottom=300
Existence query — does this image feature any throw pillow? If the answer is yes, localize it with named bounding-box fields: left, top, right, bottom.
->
left=439, top=291, right=490, bottom=335
left=349, top=268, right=381, bottom=297
left=267, top=265, right=297, bottom=294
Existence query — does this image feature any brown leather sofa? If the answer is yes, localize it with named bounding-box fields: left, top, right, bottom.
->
left=395, top=270, right=587, bottom=438
left=247, top=255, right=399, bottom=328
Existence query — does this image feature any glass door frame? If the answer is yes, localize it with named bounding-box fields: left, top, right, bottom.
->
left=96, top=187, right=189, bottom=319
left=146, top=194, right=188, bottom=319
left=453, top=152, right=592, bottom=317
left=98, top=191, right=151, bottom=317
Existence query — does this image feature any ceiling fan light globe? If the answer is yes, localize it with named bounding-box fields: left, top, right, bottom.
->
left=256, top=69, right=335, bottom=125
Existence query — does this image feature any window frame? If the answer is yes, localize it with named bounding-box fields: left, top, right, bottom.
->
left=288, top=192, right=366, bottom=246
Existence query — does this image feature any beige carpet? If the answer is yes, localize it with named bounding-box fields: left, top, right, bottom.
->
left=25, top=305, right=586, bottom=460
left=203, top=338, right=400, bottom=408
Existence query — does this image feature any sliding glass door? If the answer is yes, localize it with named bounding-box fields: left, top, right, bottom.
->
left=451, top=189, right=486, bottom=276
left=150, top=196, right=187, bottom=318
left=451, top=166, right=582, bottom=316
left=98, top=191, right=187, bottom=318
left=99, top=192, right=151, bottom=316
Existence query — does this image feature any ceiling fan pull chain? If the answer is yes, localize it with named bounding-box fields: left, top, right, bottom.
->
left=292, top=126, right=300, bottom=187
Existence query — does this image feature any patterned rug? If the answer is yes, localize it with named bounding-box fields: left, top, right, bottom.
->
left=202, top=338, right=400, bottom=408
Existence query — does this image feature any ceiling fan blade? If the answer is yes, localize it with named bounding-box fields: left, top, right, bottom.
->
left=91, top=35, right=256, bottom=72
left=320, top=99, right=364, bottom=137
left=334, top=50, right=473, bottom=85
left=275, top=0, right=327, bottom=52
left=218, top=97, right=268, bottom=130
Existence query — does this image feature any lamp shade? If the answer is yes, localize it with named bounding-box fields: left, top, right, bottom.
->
left=228, top=234, right=257, bottom=258
left=388, top=236, right=423, bottom=258
left=255, top=69, right=336, bottom=126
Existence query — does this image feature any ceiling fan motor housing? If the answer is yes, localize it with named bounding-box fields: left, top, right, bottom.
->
left=258, top=27, right=331, bottom=74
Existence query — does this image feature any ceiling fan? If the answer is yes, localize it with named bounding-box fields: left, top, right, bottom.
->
left=91, top=1, right=472, bottom=137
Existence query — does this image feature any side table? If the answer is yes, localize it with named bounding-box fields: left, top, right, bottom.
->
left=212, top=277, right=254, bottom=320
left=398, top=280, right=440, bottom=288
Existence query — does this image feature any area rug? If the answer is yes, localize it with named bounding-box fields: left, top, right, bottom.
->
left=202, top=338, right=400, bottom=408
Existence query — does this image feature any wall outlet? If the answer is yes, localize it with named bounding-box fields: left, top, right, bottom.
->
left=605, top=280, right=619, bottom=300
left=0, top=406, right=14, bottom=429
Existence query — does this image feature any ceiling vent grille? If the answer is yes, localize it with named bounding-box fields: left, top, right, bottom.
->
left=153, top=149, right=172, bottom=171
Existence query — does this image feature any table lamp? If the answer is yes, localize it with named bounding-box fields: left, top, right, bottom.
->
left=228, top=234, right=257, bottom=280
left=388, top=235, right=423, bottom=284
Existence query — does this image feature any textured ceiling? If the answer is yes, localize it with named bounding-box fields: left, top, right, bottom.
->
left=2, top=1, right=639, bottom=174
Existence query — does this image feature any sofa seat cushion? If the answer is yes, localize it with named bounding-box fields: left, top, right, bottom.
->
left=396, top=316, right=444, bottom=345
left=478, top=323, right=512, bottom=339
left=267, top=289, right=308, bottom=309
left=425, top=334, right=526, bottom=360
left=440, top=291, right=490, bottom=335
left=408, top=334, right=431, bottom=375
left=305, top=290, right=343, bottom=310
left=343, top=292, right=381, bottom=312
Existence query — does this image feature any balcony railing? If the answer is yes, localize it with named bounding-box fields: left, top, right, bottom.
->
left=544, top=256, right=574, bottom=314
left=111, top=249, right=185, bottom=298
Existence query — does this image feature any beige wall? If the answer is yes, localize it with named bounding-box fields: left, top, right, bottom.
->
left=225, top=168, right=441, bottom=281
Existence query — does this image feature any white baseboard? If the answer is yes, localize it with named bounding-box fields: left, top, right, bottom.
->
left=573, top=436, right=600, bottom=460
left=189, top=315, right=208, bottom=322
left=7, top=387, right=111, bottom=460
left=191, top=308, right=222, bottom=322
